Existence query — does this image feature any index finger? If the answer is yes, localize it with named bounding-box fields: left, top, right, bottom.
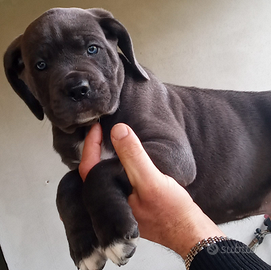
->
left=79, top=123, right=102, bottom=181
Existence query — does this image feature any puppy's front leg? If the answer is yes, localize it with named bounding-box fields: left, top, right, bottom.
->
left=83, top=158, right=139, bottom=267
left=142, top=138, right=197, bottom=187
left=56, top=170, right=107, bottom=270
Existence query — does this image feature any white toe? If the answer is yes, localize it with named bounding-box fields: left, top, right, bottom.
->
left=80, top=248, right=107, bottom=270
left=105, top=237, right=139, bottom=266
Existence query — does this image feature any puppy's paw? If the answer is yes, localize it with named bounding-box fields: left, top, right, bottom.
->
left=79, top=248, right=107, bottom=270
left=105, top=237, right=139, bottom=266
left=104, top=226, right=139, bottom=266
left=76, top=229, right=139, bottom=269
left=57, top=170, right=106, bottom=270
left=82, top=159, right=140, bottom=267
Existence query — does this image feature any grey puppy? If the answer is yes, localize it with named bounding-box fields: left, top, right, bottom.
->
left=4, top=7, right=271, bottom=270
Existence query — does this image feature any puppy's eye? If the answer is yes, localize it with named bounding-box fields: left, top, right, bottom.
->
left=36, top=61, right=47, bottom=71
left=87, top=45, right=99, bottom=55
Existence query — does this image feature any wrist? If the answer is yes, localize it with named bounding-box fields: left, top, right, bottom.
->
left=166, top=203, right=225, bottom=259
left=185, top=236, right=230, bottom=269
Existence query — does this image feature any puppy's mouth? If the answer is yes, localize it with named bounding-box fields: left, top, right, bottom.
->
left=58, top=99, right=119, bottom=133
left=75, top=114, right=101, bottom=125
left=61, top=116, right=100, bottom=134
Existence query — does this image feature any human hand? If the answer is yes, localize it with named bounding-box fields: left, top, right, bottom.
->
left=79, top=123, right=225, bottom=258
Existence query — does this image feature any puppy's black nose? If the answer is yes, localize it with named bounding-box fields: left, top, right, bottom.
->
left=68, top=80, right=91, bottom=102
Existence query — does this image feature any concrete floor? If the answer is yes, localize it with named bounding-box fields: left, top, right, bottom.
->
left=0, top=1, right=270, bottom=269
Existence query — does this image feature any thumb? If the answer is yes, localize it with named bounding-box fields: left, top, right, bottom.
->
left=111, top=123, right=164, bottom=192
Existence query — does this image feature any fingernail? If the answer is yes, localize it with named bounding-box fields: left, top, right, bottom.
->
left=112, top=124, right=129, bottom=140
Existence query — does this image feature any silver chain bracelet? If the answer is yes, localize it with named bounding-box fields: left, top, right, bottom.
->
left=185, top=236, right=230, bottom=270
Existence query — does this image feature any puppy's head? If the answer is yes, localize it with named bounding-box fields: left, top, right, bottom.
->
left=4, top=8, right=149, bottom=133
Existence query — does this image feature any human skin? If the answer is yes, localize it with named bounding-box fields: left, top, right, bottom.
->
left=79, top=123, right=225, bottom=259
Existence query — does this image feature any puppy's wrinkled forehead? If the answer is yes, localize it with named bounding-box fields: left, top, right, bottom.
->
left=21, top=8, right=106, bottom=54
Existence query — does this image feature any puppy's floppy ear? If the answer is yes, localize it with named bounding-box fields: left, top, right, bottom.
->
left=4, top=35, right=44, bottom=120
left=89, top=8, right=150, bottom=80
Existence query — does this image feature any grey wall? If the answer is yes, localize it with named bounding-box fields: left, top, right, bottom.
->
left=0, top=0, right=271, bottom=269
